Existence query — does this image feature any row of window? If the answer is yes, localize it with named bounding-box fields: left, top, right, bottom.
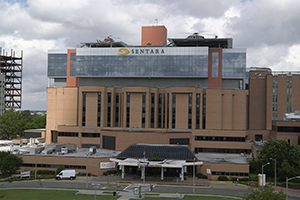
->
left=22, top=163, right=86, bottom=169
left=272, top=126, right=300, bottom=132
left=212, top=171, right=249, bottom=177
left=58, top=132, right=100, bottom=137
left=58, top=132, right=79, bottom=137
left=194, top=136, right=245, bottom=142
left=194, top=148, right=251, bottom=154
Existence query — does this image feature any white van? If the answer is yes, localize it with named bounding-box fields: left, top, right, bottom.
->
left=55, top=170, right=76, bottom=180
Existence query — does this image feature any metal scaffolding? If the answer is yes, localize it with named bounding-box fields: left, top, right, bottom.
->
left=0, top=48, right=22, bottom=110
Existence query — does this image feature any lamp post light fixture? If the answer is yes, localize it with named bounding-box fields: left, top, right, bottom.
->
left=270, top=158, right=276, bottom=190
left=286, top=176, right=300, bottom=200
left=262, top=162, right=270, bottom=186
left=91, top=183, right=101, bottom=200
left=193, top=158, right=196, bottom=193
left=86, top=153, right=90, bottom=189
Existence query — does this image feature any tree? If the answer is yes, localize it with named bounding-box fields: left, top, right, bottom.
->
left=256, top=139, right=300, bottom=180
left=0, top=151, right=23, bottom=176
left=0, top=109, right=46, bottom=139
left=0, top=109, right=24, bottom=139
left=242, top=186, right=286, bottom=200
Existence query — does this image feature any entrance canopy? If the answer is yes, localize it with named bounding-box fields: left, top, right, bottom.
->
left=110, top=143, right=203, bottom=180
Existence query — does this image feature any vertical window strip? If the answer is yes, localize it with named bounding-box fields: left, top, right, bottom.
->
left=151, top=93, right=155, bottom=128
left=158, top=94, right=162, bottom=128
left=212, top=52, right=219, bottom=78
left=126, top=92, right=130, bottom=127
left=167, top=93, right=169, bottom=128
left=97, top=92, right=101, bottom=127
left=115, top=93, right=119, bottom=127
left=202, top=94, right=206, bottom=129
left=163, top=94, right=166, bottom=128
left=172, top=93, right=176, bottom=129
left=82, top=92, right=86, bottom=126
left=107, top=93, right=111, bottom=127
left=188, top=93, right=192, bottom=129
left=196, top=93, right=200, bottom=129
left=142, top=92, right=146, bottom=128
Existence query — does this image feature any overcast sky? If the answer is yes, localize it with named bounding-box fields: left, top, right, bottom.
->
left=1, top=0, right=300, bottom=110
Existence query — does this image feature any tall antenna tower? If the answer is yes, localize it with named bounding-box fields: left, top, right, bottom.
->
left=0, top=48, right=22, bottom=112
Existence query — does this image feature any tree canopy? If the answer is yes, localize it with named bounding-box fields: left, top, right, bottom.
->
left=242, top=186, right=286, bottom=200
left=0, top=151, right=23, bottom=176
left=0, top=109, right=46, bottom=139
left=251, top=139, right=300, bottom=182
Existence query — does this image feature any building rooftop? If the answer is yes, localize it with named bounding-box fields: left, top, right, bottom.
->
left=195, top=153, right=250, bottom=164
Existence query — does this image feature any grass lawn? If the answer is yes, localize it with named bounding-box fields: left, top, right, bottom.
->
left=143, top=196, right=240, bottom=200
left=0, top=189, right=241, bottom=200
left=0, top=189, right=119, bottom=200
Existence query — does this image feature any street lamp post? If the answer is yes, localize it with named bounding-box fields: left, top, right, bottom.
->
left=270, top=158, right=276, bottom=190
left=262, top=162, right=270, bottom=186
left=193, top=158, right=195, bottom=193
left=86, top=153, right=89, bottom=189
left=35, top=153, right=37, bottom=179
left=286, top=176, right=300, bottom=200
left=91, top=183, right=100, bottom=200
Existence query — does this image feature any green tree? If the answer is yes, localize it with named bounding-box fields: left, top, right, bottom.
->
left=0, top=151, right=23, bottom=176
left=242, top=186, right=286, bottom=200
left=0, top=110, right=46, bottom=139
left=0, top=109, right=23, bottom=139
left=256, top=139, right=300, bottom=179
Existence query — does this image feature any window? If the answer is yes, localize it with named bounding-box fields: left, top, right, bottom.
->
left=142, top=93, right=146, bottom=128
left=255, top=135, right=263, bottom=141
left=202, top=94, right=206, bottom=129
left=172, top=93, right=176, bottom=128
left=115, top=93, right=119, bottom=127
left=82, top=92, right=86, bottom=126
left=151, top=93, right=155, bottom=128
left=82, top=133, right=100, bottom=137
left=212, top=52, right=219, bottom=77
left=97, top=92, right=101, bottom=127
left=107, top=93, right=111, bottom=127
left=196, top=93, right=200, bottom=129
left=188, top=93, right=192, bottom=129
left=58, top=132, right=78, bottom=137
left=158, top=94, right=162, bottom=128
left=287, top=139, right=291, bottom=144
left=194, top=147, right=251, bottom=154
left=126, top=93, right=130, bottom=127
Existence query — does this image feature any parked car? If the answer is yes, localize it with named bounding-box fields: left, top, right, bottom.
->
left=55, top=170, right=76, bottom=180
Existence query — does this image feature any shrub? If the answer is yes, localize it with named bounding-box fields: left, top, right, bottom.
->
left=229, top=177, right=238, bottom=182
left=55, top=166, right=65, bottom=175
left=37, top=170, right=55, bottom=175
left=240, top=178, right=249, bottom=182
left=196, top=173, right=208, bottom=179
left=218, top=176, right=229, bottom=181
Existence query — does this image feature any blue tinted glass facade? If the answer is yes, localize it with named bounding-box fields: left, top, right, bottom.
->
left=222, top=52, right=246, bottom=78
left=70, top=55, right=208, bottom=77
left=48, top=54, right=67, bottom=77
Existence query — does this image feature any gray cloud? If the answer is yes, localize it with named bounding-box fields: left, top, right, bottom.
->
left=1, top=0, right=300, bottom=110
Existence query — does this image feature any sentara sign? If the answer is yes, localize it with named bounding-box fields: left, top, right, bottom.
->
left=100, top=162, right=115, bottom=169
left=118, top=48, right=165, bottom=55
left=76, top=46, right=208, bottom=56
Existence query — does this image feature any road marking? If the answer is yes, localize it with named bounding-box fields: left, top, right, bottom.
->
left=124, top=184, right=132, bottom=190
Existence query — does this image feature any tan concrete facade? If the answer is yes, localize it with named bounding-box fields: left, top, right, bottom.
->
left=20, top=154, right=110, bottom=176
left=46, top=86, right=251, bottom=154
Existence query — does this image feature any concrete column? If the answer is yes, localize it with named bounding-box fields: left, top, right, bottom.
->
left=161, top=167, right=164, bottom=181
left=121, top=166, right=125, bottom=179
left=181, top=168, right=184, bottom=181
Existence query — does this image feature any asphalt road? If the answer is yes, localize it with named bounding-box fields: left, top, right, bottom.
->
left=1, top=178, right=300, bottom=200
